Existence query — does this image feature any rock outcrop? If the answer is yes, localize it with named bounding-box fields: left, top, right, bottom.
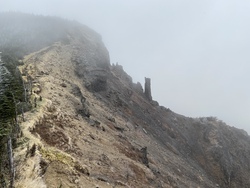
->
left=1, top=13, right=250, bottom=188
left=144, top=77, right=152, bottom=101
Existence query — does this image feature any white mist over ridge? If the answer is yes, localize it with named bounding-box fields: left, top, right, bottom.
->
left=1, top=0, right=250, bottom=134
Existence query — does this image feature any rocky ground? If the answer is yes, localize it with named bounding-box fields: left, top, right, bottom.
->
left=11, top=19, right=250, bottom=188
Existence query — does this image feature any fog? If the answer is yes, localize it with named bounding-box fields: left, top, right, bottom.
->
left=1, top=0, right=250, bottom=134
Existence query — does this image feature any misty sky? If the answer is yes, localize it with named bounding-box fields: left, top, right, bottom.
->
left=1, top=0, right=250, bottom=134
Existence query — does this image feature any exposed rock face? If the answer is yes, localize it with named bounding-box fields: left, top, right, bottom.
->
left=3, top=13, right=250, bottom=188
left=144, top=77, right=152, bottom=100
left=140, top=147, right=149, bottom=168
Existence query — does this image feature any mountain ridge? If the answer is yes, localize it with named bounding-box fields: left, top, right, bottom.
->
left=0, top=12, right=250, bottom=188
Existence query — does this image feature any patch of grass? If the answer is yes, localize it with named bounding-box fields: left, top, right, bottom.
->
left=40, top=147, right=74, bottom=166
left=16, top=137, right=30, bottom=148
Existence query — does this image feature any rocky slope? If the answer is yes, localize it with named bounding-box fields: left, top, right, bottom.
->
left=1, top=13, right=250, bottom=188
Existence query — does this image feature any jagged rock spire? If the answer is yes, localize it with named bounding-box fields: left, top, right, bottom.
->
left=144, top=77, right=152, bottom=101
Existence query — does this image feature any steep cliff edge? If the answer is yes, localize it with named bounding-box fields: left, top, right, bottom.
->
left=1, top=13, right=250, bottom=188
